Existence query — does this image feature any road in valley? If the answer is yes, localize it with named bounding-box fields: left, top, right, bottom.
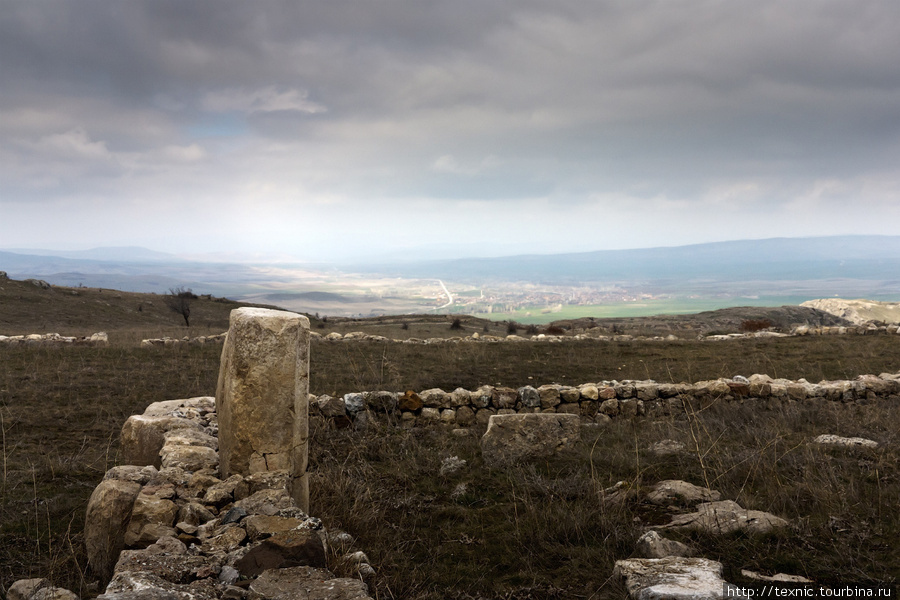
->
left=434, top=279, right=453, bottom=310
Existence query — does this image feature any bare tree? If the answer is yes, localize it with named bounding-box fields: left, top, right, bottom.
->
left=165, top=286, right=196, bottom=327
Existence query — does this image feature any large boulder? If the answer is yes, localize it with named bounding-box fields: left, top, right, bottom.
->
left=480, top=413, right=580, bottom=467
left=216, top=307, right=310, bottom=512
left=84, top=478, right=142, bottom=582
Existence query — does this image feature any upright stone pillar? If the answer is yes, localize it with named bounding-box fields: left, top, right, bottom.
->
left=216, top=307, right=310, bottom=512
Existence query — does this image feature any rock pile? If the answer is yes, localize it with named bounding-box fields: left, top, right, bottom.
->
left=74, top=396, right=373, bottom=599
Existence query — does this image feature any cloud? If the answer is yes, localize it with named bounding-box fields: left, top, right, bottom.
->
left=2, top=1, right=900, bottom=258
left=202, top=87, right=326, bottom=114
left=38, top=128, right=112, bottom=160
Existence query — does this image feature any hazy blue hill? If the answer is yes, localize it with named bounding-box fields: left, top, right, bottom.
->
left=2, top=246, right=177, bottom=262
left=352, top=236, right=900, bottom=287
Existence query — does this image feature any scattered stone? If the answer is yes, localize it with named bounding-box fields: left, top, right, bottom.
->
left=660, top=500, right=790, bottom=535
left=635, top=531, right=694, bottom=559
left=8, top=579, right=49, bottom=600
left=30, top=588, right=79, bottom=600
left=740, top=570, right=813, bottom=583
left=648, top=440, right=686, bottom=457
left=813, top=434, right=878, bottom=449
left=646, top=480, right=721, bottom=507
left=480, top=413, right=580, bottom=467
left=614, top=557, right=737, bottom=600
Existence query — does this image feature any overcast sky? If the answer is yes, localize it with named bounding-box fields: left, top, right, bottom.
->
left=2, top=1, right=899, bottom=262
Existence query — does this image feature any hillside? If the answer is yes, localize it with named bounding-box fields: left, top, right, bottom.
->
left=0, top=273, right=852, bottom=342
left=0, top=273, right=254, bottom=340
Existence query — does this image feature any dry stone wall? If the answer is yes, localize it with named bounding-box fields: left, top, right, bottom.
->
left=137, top=321, right=900, bottom=350
left=0, top=332, right=108, bottom=346
left=312, top=371, right=900, bottom=430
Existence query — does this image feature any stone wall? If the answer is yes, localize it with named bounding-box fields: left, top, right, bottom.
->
left=0, top=332, right=108, bottom=346
left=312, top=371, right=900, bottom=430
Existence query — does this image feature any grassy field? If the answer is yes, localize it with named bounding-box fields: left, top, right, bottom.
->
left=1, top=333, right=900, bottom=596
left=473, top=296, right=821, bottom=324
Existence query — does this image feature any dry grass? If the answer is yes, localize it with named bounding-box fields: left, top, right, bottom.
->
left=311, top=399, right=900, bottom=598
left=1, top=333, right=899, bottom=595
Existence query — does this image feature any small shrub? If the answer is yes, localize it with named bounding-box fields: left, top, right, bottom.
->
left=525, top=324, right=539, bottom=335
left=507, top=321, right=519, bottom=335
left=401, top=322, right=409, bottom=331
left=543, top=325, right=565, bottom=335
left=450, top=318, right=463, bottom=330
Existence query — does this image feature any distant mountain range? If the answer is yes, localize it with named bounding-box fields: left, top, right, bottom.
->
left=3, top=235, right=900, bottom=302
left=350, top=235, right=900, bottom=285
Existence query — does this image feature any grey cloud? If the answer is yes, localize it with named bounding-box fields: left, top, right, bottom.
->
left=2, top=0, right=900, bottom=255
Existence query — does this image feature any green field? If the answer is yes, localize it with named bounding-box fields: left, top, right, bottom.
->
left=474, top=296, right=821, bottom=324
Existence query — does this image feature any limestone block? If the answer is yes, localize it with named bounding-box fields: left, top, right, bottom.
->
left=471, top=386, right=493, bottom=408
left=537, top=385, right=561, bottom=409
left=660, top=500, right=789, bottom=535
left=491, top=387, right=518, bottom=409
left=8, top=579, right=49, bottom=600
left=123, top=491, right=179, bottom=548
left=159, top=444, right=219, bottom=472
left=101, top=571, right=220, bottom=599
left=480, top=413, right=581, bottom=467
left=419, top=388, right=450, bottom=408
left=235, top=530, right=327, bottom=576
left=317, top=395, right=347, bottom=418
left=559, top=386, right=581, bottom=402
left=120, top=415, right=203, bottom=467
left=455, top=405, right=476, bottom=426
left=30, top=588, right=79, bottom=600
left=646, top=480, right=721, bottom=507
left=248, top=566, right=372, bottom=600
left=579, top=384, right=599, bottom=400
left=450, top=387, right=471, bottom=407
left=420, top=407, right=441, bottom=421
left=216, top=307, right=310, bottom=512
left=614, top=557, right=731, bottom=600
left=635, top=531, right=694, bottom=559
left=242, top=515, right=301, bottom=540
left=84, top=479, right=142, bottom=583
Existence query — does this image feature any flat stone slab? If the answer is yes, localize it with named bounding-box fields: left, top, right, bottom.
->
left=659, top=500, right=789, bottom=536
left=480, top=413, right=580, bottom=467
left=249, top=566, right=373, bottom=600
left=614, top=557, right=736, bottom=600
left=646, top=481, right=721, bottom=507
